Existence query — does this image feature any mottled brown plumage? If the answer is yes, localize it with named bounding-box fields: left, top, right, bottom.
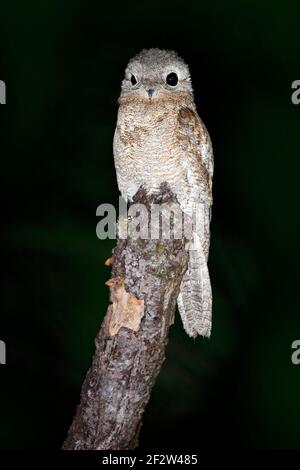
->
left=113, top=48, right=214, bottom=337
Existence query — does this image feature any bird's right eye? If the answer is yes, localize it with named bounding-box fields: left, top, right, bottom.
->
left=130, top=75, right=137, bottom=86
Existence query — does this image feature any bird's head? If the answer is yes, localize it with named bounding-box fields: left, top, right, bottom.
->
left=119, top=48, right=193, bottom=105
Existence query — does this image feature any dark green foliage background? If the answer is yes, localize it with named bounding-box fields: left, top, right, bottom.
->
left=0, top=0, right=299, bottom=449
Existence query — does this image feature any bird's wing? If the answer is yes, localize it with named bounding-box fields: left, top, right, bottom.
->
left=177, top=106, right=213, bottom=205
left=176, top=106, right=214, bottom=337
left=177, top=105, right=213, bottom=256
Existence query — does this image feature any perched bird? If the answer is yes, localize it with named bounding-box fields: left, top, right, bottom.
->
left=113, top=48, right=213, bottom=338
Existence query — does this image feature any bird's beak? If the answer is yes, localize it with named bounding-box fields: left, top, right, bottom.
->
left=147, top=88, right=155, bottom=99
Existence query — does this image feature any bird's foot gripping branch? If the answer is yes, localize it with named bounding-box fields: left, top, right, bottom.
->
left=63, top=185, right=188, bottom=450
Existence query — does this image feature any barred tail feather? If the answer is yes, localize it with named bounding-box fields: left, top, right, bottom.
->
left=177, top=233, right=212, bottom=338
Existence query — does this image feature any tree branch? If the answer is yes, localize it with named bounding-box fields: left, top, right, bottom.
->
left=63, top=184, right=188, bottom=450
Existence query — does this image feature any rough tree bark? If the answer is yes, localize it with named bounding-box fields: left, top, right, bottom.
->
left=63, top=184, right=189, bottom=450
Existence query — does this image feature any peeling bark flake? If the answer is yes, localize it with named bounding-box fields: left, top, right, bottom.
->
left=105, top=277, right=144, bottom=336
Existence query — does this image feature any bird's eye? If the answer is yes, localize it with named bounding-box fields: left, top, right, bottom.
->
left=130, top=75, right=137, bottom=86
left=166, top=72, right=178, bottom=86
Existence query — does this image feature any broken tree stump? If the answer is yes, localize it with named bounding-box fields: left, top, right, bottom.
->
left=63, top=184, right=189, bottom=450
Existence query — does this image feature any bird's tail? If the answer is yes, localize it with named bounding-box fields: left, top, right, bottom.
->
left=177, top=233, right=212, bottom=338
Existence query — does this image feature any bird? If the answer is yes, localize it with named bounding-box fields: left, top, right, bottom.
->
left=113, top=48, right=213, bottom=338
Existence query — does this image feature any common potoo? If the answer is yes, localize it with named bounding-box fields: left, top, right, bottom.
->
left=113, top=48, right=213, bottom=338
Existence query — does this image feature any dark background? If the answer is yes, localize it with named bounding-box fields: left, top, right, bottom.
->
left=0, top=0, right=299, bottom=450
